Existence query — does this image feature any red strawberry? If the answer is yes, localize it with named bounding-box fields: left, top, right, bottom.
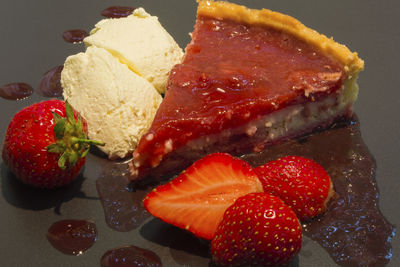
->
left=143, top=153, right=263, bottom=240
left=2, top=100, right=104, bottom=188
left=255, top=155, right=334, bottom=221
left=211, top=192, right=302, bottom=266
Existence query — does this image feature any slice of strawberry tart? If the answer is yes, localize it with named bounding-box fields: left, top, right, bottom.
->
left=129, top=0, right=364, bottom=181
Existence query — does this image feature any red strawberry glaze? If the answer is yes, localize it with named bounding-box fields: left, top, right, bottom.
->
left=133, top=15, right=346, bottom=176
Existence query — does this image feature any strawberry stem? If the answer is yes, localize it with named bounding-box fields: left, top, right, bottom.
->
left=71, top=137, right=105, bottom=146
left=47, top=101, right=105, bottom=169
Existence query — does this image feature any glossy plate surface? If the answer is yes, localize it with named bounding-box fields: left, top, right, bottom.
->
left=0, top=0, right=399, bottom=266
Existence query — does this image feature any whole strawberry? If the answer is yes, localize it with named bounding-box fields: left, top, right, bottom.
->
left=2, top=100, right=104, bottom=188
left=211, top=192, right=302, bottom=266
left=255, top=156, right=334, bottom=221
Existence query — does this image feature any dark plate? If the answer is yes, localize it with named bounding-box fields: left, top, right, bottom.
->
left=1, top=0, right=399, bottom=266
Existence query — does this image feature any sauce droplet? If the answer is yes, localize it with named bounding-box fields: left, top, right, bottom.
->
left=0, top=82, right=33, bottom=100
left=101, top=245, right=162, bottom=267
left=38, top=65, right=64, bottom=97
left=101, top=6, right=135, bottom=18
left=62, top=29, right=88, bottom=44
left=47, top=219, right=97, bottom=255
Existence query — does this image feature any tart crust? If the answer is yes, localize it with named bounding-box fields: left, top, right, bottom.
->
left=197, top=0, right=364, bottom=77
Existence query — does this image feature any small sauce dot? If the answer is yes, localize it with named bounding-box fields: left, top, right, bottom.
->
left=0, top=82, right=33, bottom=100
left=38, top=65, right=64, bottom=97
left=101, top=6, right=135, bottom=18
left=101, top=245, right=162, bottom=267
left=62, top=29, right=88, bottom=43
left=47, top=219, right=97, bottom=255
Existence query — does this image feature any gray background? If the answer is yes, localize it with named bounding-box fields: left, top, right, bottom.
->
left=0, top=0, right=399, bottom=266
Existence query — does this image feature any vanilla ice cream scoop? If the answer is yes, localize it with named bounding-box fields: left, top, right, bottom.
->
left=84, top=8, right=183, bottom=94
left=61, top=7, right=184, bottom=159
left=62, top=46, right=162, bottom=159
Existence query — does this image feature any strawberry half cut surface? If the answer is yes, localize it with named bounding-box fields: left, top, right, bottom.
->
left=143, top=153, right=263, bottom=240
left=255, top=156, right=334, bottom=221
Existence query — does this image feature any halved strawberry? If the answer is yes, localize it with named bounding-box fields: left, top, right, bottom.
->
left=255, top=155, right=335, bottom=221
left=143, top=153, right=263, bottom=240
left=211, top=192, right=302, bottom=266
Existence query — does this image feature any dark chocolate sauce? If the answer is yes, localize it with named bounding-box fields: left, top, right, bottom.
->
left=101, top=245, right=162, bottom=267
left=47, top=219, right=97, bottom=255
left=0, top=82, right=33, bottom=100
left=62, top=29, right=88, bottom=44
left=96, top=160, right=151, bottom=232
left=101, top=6, right=135, bottom=18
left=38, top=65, right=63, bottom=97
left=242, top=118, right=395, bottom=266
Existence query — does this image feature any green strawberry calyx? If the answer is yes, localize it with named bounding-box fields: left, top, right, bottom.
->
left=46, top=101, right=104, bottom=170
